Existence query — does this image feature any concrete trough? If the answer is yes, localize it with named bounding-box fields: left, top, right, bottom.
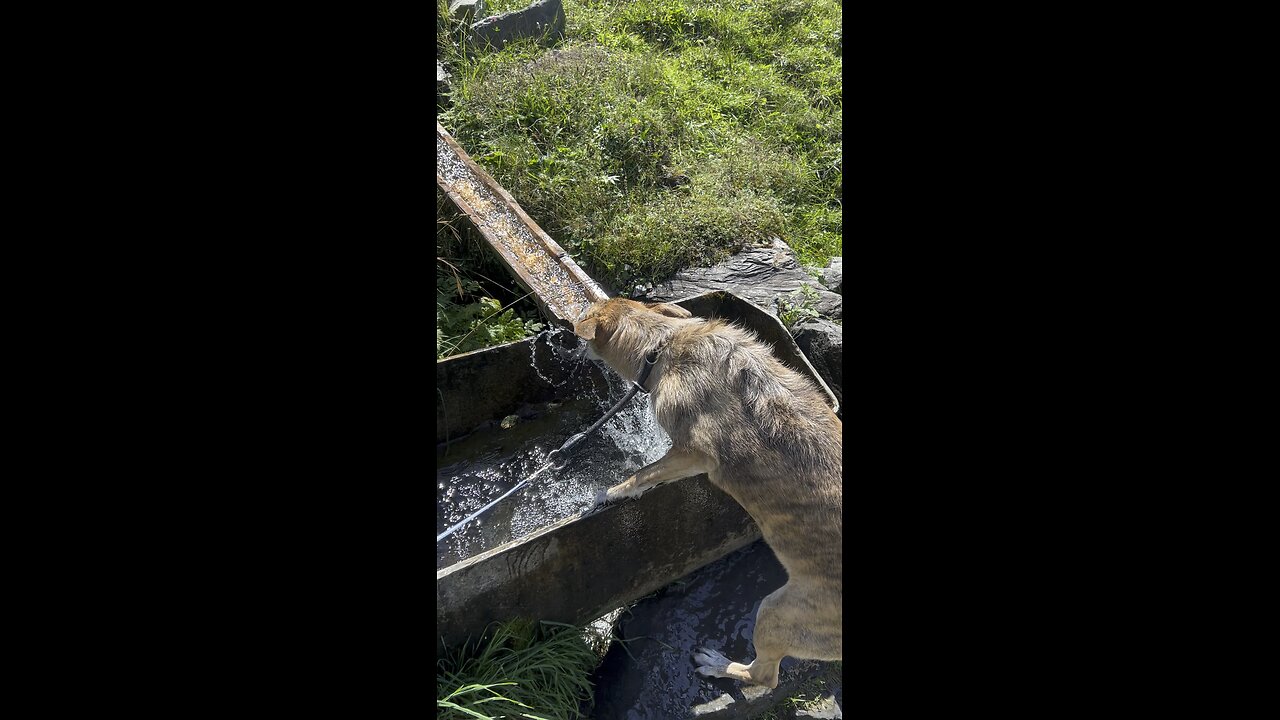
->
left=436, top=291, right=838, bottom=651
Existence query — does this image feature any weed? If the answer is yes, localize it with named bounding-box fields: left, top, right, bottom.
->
left=439, top=0, right=468, bottom=59
left=436, top=285, right=545, bottom=358
left=438, top=619, right=601, bottom=720
left=777, top=283, right=822, bottom=329
left=486, top=0, right=538, bottom=14
left=746, top=660, right=843, bottom=719
left=784, top=675, right=831, bottom=713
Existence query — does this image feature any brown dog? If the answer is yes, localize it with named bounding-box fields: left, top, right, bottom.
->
left=574, top=298, right=842, bottom=689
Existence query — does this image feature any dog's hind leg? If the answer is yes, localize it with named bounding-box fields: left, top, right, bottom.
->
left=693, top=583, right=790, bottom=688
left=602, top=446, right=714, bottom=502
left=693, top=582, right=839, bottom=688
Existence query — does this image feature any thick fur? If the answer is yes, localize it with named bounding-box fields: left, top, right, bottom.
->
left=574, top=298, right=842, bottom=689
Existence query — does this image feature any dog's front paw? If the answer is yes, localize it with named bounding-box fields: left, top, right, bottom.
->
left=692, top=647, right=733, bottom=678
left=604, top=476, right=640, bottom=502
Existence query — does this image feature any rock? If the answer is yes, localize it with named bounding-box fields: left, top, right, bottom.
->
left=822, top=256, right=842, bottom=295
left=437, top=60, right=451, bottom=107
left=449, top=0, right=484, bottom=23
left=794, top=694, right=842, bottom=719
left=591, top=541, right=839, bottom=720
left=468, top=0, right=565, bottom=52
left=641, top=238, right=842, bottom=321
left=660, top=172, right=691, bottom=188
left=791, top=318, right=842, bottom=410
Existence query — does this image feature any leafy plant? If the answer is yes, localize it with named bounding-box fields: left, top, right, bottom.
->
left=437, top=197, right=545, bottom=359
left=777, top=283, right=822, bottom=329
left=437, top=279, right=545, bottom=358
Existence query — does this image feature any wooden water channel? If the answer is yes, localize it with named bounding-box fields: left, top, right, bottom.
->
left=437, top=121, right=606, bottom=327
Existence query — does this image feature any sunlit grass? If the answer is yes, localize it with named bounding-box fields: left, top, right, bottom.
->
left=439, top=0, right=842, bottom=293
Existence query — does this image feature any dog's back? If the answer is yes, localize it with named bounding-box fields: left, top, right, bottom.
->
left=653, top=319, right=842, bottom=582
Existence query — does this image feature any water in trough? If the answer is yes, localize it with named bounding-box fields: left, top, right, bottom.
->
left=436, top=327, right=672, bottom=570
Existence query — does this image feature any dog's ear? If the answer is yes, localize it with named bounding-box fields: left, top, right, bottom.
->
left=574, top=317, right=598, bottom=340
left=645, top=302, right=692, bottom=318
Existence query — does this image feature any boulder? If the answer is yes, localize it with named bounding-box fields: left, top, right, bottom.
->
left=437, top=60, right=451, bottom=107
left=468, top=0, right=565, bottom=52
left=791, top=318, right=842, bottom=411
left=640, top=238, right=842, bottom=321
left=822, top=256, right=842, bottom=295
left=449, top=0, right=484, bottom=23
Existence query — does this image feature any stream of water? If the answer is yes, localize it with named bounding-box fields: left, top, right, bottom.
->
left=436, top=327, right=672, bottom=570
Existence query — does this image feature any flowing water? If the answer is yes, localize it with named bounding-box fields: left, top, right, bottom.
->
left=436, top=327, right=672, bottom=569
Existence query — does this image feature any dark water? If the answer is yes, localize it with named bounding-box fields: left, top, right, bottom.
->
left=590, top=540, right=803, bottom=719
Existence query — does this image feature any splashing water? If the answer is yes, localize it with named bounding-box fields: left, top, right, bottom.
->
left=528, top=326, right=582, bottom=389
left=436, top=329, right=672, bottom=570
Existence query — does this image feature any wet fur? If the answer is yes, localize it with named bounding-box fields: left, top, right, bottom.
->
left=574, top=298, right=842, bottom=688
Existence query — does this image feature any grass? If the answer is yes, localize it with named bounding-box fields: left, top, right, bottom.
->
left=438, top=0, right=842, bottom=294
left=484, top=0, right=538, bottom=13
left=437, top=619, right=605, bottom=720
left=752, top=660, right=843, bottom=720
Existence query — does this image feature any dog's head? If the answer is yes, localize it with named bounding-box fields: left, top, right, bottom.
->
left=573, top=298, right=691, bottom=343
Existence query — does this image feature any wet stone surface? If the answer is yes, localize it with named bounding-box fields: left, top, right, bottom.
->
left=639, top=238, right=842, bottom=321
left=592, top=540, right=839, bottom=720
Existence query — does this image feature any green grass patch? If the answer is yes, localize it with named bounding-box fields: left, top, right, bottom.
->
left=437, top=619, right=603, bottom=720
left=485, top=0, right=538, bottom=14
left=439, top=0, right=841, bottom=293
